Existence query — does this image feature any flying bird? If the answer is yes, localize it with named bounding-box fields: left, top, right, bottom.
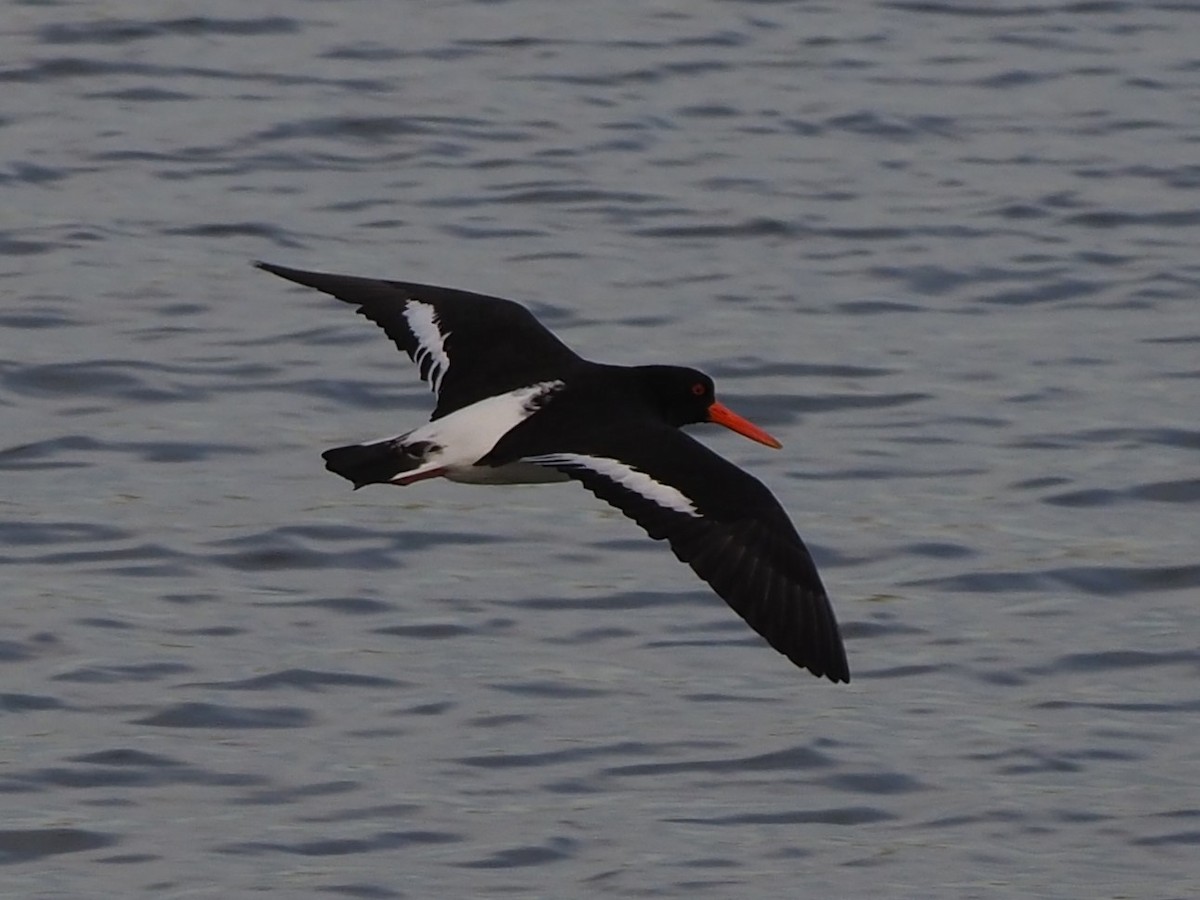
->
left=258, top=262, right=849, bottom=682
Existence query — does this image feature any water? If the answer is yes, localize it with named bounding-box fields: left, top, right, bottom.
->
left=3, top=1, right=1198, bottom=896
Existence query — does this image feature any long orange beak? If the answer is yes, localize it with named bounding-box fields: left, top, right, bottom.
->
left=707, top=402, right=782, bottom=449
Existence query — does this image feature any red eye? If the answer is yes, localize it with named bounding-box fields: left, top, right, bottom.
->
left=691, top=382, right=705, bottom=396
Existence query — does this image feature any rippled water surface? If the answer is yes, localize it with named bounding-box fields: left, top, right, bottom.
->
left=4, top=2, right=1199, bottom=897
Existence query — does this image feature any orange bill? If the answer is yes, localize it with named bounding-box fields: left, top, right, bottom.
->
left=707, top=402, right=782, bottom=449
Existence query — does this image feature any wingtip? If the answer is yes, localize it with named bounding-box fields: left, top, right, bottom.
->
left=806, top=654, right=850, bottom=684
left=816, top=631, right=851, bottom=684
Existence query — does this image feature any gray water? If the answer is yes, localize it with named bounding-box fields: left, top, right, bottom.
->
left=3, top=2, right=1198, bottom=897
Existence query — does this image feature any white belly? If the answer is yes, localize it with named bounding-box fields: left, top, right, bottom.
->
left=445, top=462, right=570, bottom=485
left=395, top=381, right=565, bottom=483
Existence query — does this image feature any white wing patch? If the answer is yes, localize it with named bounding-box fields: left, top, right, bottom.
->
left=402, top=300, right=451, bottom=394
left=524, top=453, right=701, bottom=517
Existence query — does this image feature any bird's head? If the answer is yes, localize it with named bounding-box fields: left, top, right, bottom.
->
left=638, top=366, right=782, bottom=449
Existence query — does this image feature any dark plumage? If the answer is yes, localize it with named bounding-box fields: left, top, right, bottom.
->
left=259, top=261, right=849, bottom=682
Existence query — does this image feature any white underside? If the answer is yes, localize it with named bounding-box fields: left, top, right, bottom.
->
left=387, top=381, right=564, bottom=484
left=445, top=461, right=570, bottom=485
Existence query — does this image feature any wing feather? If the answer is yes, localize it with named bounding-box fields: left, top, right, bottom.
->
left=521, top=429, right=849, bottom=682
left=257, top=262, right=581, bottom=417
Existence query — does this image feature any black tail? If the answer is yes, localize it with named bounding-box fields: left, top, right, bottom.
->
left=322, top=441, right=420, bottom=489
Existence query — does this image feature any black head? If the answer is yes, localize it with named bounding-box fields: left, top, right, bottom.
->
left=635, top=366, right=781, bottom=448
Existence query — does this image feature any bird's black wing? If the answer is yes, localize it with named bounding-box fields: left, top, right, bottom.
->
left=506, top=424, right=849, bottom=682
left=257, top=262, right=582, bottom=418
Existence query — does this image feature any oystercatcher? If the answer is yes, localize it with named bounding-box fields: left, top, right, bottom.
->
left=258, top=262, right=849, bottom=682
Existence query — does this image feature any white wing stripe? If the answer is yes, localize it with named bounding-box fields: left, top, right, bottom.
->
left=402, top=300, right=451, bottom=393
left=524, top=453, right=701, bottom=517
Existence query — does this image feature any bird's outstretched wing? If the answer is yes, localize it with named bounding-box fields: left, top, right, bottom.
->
left=509, top=425, right=849, bottom=682
left=257, top=262, right=581, bottom=418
